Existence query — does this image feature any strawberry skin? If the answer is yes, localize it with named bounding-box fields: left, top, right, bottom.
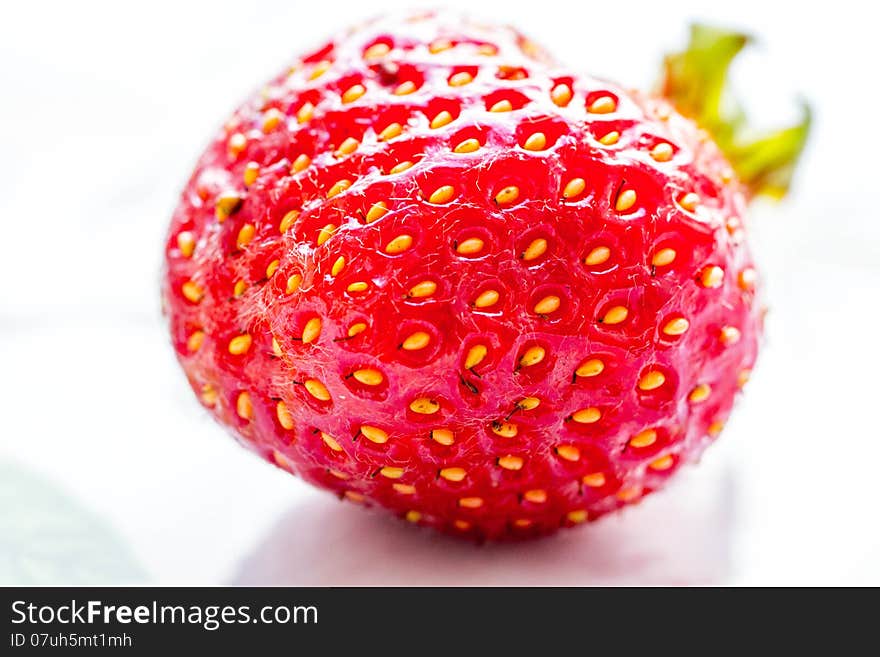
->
left=163, top=13, right=762, bottom=539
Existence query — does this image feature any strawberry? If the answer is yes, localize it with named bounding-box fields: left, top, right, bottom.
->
left=163, top=13, right=808, bottom=539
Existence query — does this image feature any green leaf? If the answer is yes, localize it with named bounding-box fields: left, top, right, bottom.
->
left=659, top=24, right=811, bottom=199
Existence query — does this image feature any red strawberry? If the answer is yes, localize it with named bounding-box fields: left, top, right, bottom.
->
left=163, top=13, right=808, bottom=539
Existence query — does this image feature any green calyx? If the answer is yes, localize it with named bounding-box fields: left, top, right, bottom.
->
left=659, top=24, right=811, bottom=199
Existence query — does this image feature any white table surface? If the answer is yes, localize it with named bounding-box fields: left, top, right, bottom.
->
left=1, top=0, right=878, bottom=585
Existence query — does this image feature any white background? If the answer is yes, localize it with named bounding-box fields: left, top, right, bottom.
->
left=1, top=0, right=878, bottom=585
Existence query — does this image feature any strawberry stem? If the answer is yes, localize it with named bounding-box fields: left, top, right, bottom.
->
left=659, top=24, right=811, bottom=199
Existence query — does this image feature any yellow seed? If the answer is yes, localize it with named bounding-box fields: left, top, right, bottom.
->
left=523, top=489, right=547, bottom=503
left=393, top=80, right=418, bottom=95
left=576, top=358, right=604, bottom=377
left=402, top=331, right=431, bottom=350
left=276, top=401, right=294, bottom=430
left=330, top=256, right=345, bottom=277
left=720, top=326, right=742, bottom=345
left=679, top=192, right=701, bottom=212
left=405, top=510, right=421, bottom=522
left=273, top=451, right=291, bottom=470
left=439, top=467, right=467, bottom=482
left=380, top=466, right=404, bottom=479
left=585, top=246, right=611, bottom=266
left=215, top=193, right=244, bottom=221
left=321, top=432, right=342, bottom=451
left=228, top=334, right=252, bottom=355
left=567, top=509, right=589, bottom=524
left=431, top=428, right=455, bottom=446
left=243, top=162, right=260, bottom=185
left=615, top=189, right=637, bottom=212
left=498, top=455, right=524, bottom=471
left=364, top=42, right=391, bottom=60
left=329, top=469, right=349, bottom=480
left=738, top=268, right=757, bottom=290
left=448, top=71, right=474, bottom=86
left=708, top=420, right=725, bottom=437
left=385, top=234, right=413, bottom=254
left=599, top=131, right=620, bottom=146
left=181, top=280, right=204, bottom=303
left=345, top=491, right=365, bottom=503
left=365, top=201, right=389, bottom=222
left=271, top=337, right=283, bottom=357
left=336, top=137, right=359, bottom=156
left=347, top=281, right=368, bottom=293
left=186, top=331, right=205, bottom=352
left=476, top=43, right=498, bottom=56
left=308, top=60, right=330, bottom=80
left=430, top=39, right=453, bottom=54
left=408, top=280, right=437, bottom=298
left=617, top=487, right=641, bottom=502
left=491, top=421, right=518, bottom=438
left=571, top=407, right=601, bottom=424
left=301, top=317, right=322, bottom=344
left=296, top=102, right=315, bottom=123
left=177, top=231, right=196, bottom=258
left=291, top=153, right=311, bottom=173
left=522, top=237, right=547, bottom=261
left=262, top=108, right=284, bottom=133
left=236, top=391, right=253, bottom=420
left=489, top=99, right=513, bottom=112
left=430, top=111, right=454, bottom=129
left=689, top=384, right=711, bottom=403
left=512, top=519, right=532, bottom=528
left=700, top=265, right=724, bottom=288
left=494, top=186, right=520, bottom=205
left=519, top=345, right=545, bottom=367
left=556, top=445, right=581, bottom=462
left=327, top=179, right=352, bottom=198
left=464, top=344, right=488, bottom=369
left=662, top=317, right=690, bottom=336
left=353, top=369, right=384, bottom=386
left=236, top=223, right=255, bottom=249
left=652, top=248, right=677, bottom=267
left=582, top=472, right=606, bottom=488
left=228, top=132, right=247, bottom=156
left=456, top=237, right=484, bottom=255
left=459, top=497, right=483, bottom=509
left=649, top=455, right=674, bottom=471
left=534, top=295, right=561, bottom=315
left=474, top=289, right=500, bottom=308
left=517, top=397, right=540, bottom=411
left=361, top=425, right=389, bottom=444
left=524, top=132, right=547, bottom=151
left=378, top=122, right=403, bottom=141
left=393, top=483, right=416, bottom=494
left=347, top=322, right=367, bottom=337
left=304, top=379, right=331, bottom=401
left=601, top=305, right=628, bottom=325
left=562, top=177, right=585, bottom=199
left=428, top=185, right=455, bottom=204
left=738, top=370, right=751, bottom=388
left=389, top=160, right=414, bottom=174
left=551, top=83, right=572, bottom=107
left=651, top=142, right=673, bottom=162
left=453, top=138, right=480, bottom=154
left=409, top=397, right=439, bottom=414
left=316, top=223, right=336, bottom=246
left=588, top=95, right=617, bottom=113
left=265, top=259, right=279, bottom=278
left=638, top=370, right=666, bottom=391
left=630, top=428, right=657, bottom=448
left=285, top=273, right=302, bottom=294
